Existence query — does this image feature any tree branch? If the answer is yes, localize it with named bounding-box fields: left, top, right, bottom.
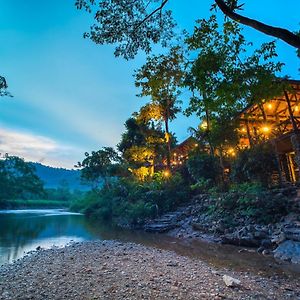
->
left=215, top=0, right=300, bottom=50
left=136, top=0, right=169, bottom=29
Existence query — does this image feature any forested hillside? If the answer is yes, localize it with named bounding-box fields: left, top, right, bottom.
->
left=32, top=163, right=91, bottom=191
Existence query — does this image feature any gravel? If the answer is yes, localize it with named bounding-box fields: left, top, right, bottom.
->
left=1, top=240, right=300, bottom=299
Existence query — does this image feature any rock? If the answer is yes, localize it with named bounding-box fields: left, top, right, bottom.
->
left=221, top=234, right=260, bottom=247
left=283, top=227, right=300, bottom=242
left=222, top=275, right=241, bottom=288
left=257, top=247, right=264, bottom=254
left=271, top=232, right=286, bottom=244
left=261, top=239, right=272, bottom=249
left=274, top=240, right=300, bottom=264
left=262, top=249, right=271, bottom=256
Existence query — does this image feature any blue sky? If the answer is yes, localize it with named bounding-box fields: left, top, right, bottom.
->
left=0, top=0, right=299, bottom=168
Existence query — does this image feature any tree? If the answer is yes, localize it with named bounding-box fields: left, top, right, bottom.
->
left=76, top=147, right=120, bottom=189
left=135, top=47, right=184, bottom=169
left=118, top=115, right=165, bottom=180
left=184, top=16, right=283, bottom=155
left=0, top=154, right=44, bottom=201
left=0, top=76, right=11, bottom=97
left=76, top=0, right=300, bottom=59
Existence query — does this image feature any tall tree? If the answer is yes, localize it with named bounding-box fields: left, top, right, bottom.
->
left=118, top=116, right=165, bottom=179
left=184, top=16, right=283, bottom=155
left=135, top=47, right=183, bottom=169
left=0, top=154, right=44, bottom=201
left=76, top=0, right=300, bottom=58
left=76, top=147, right=120, bottom=189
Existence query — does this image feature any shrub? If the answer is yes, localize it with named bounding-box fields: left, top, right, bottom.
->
left=231, top=143, right=278, bottom=187
left=72, top=171, right=191, bottom=225
left=213, top=183, right=291, bottom=224
left=187, top=152, right=222, bottom=185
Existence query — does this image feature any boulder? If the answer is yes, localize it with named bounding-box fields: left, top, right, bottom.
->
left=271, top=232, right=286, bottom=244
left=222, top=275, right=241, bottom=287
left=274, top=240, right=300, bottom=264
left=283, top=227, right=300, bottom=242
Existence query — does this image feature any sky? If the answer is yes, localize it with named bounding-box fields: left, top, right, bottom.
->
left=0, top=0, right=299, bottom=168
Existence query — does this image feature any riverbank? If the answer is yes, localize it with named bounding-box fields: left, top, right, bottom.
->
left=142, top=189, right=300, bottom=265
left=0, top=199, right=69, bottom=209
left=1, top=241, right=300, bottom=300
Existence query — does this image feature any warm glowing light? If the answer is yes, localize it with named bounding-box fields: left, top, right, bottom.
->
left=174, top=153, right=177, bottom=156
left=241, top=127, right=247, bottom=133
left=194, top=143, right=198, bottom=147
left=228, top=148, right=236, bottom=156
left=295, top=106, right=299, bottom=112
left=261, top=126, right=270, bottom=133
left=163, top=170, right=171, bottom=177
left=267, top=103, right=273, bottom=110
left=200, top=121, right=208, bottom=130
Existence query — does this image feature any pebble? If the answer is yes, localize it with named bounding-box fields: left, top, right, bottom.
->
left=0, top=241, right=299, bottom=300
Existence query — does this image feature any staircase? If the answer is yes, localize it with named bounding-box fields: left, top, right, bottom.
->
left=144, top=207, right=189, bottom=233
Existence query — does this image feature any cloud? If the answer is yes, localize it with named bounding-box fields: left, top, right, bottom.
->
left=0, top=127, right=83, bottom=169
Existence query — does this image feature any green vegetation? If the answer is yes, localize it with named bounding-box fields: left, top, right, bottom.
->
left=76, top=0, right=300, bottom=58
left=71, top=9, right=296, bottom=227
left=0, top=155, right=45, bottom=207
left=206, top=183, right=292, bottom=225
left=71, top=172, right=190, bottom=226
left=0, top=155, right=86, bottom=209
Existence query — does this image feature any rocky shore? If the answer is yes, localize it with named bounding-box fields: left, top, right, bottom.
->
left=1, top=240, right=300, bottom=300
left=143, top=188, right=300, bottom=265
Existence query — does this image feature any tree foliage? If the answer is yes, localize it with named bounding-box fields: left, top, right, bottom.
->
left=231, top=143, right=278, bottom=187
left=118, top=116, right=165, bottom=180
left=76, top=0, right=300, bottom=59
left=77, top=147, right=120, bottom=188
left=0, top=154, right=44, bottom=201
left=184, top=16, right=283, bottom=155
left=135, top=47, right=183, bottom=168
left=0, top=76, right=11, bottom=97
left=75, top=0, right=175, bottom=59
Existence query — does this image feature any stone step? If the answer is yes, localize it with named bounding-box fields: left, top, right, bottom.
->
left=144, top=223, right=177, bottom=233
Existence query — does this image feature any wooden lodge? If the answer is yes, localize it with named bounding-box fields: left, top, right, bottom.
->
left=171, top=79, right=300, bottom=183
left=238, top=79, right=300, bottom=182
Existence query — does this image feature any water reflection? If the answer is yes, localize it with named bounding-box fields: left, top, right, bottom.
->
left=0, top=210, right=91, bottom=264
left=1, top=209, right=300, bottom=278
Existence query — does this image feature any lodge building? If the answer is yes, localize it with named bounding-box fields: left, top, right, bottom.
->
left=171, top=79, right=300, bottom=183
left=238, top=79, right=300, bottom=183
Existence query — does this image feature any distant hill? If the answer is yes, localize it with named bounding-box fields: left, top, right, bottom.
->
left=31, top=163, right=91, bottom=191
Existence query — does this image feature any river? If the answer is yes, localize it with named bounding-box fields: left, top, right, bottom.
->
left=1, top=209, right=299, bottom=277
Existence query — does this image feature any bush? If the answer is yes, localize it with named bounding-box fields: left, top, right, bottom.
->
left=72, top=171, right=191, bottom=225
left=186, top=152, right=221, bottom=185
left=231, top=143, right=278, bottom=187
left=212, top=183, right=291, bottom=224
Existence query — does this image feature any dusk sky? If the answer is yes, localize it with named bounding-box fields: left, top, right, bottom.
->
left=0, top=0, right=299, bottom=168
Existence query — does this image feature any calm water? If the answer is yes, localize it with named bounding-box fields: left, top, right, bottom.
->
left=1, top=209, right=300, bottom=277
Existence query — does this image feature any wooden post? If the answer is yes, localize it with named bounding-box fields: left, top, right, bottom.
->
left=245, top=119, right=253, bottom=147
left=285, top=90, right=300, bottom=182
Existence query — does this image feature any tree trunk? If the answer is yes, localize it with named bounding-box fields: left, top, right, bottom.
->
left=215, top=0, right=300, bottom=50
left=164, top=117, right=171, bottom=170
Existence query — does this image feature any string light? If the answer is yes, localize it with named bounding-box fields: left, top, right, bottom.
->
left=228, top=148, right=236, bottom=156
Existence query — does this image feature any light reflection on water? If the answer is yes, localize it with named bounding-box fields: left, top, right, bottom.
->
left=1, top=209, right=300, bottom=278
